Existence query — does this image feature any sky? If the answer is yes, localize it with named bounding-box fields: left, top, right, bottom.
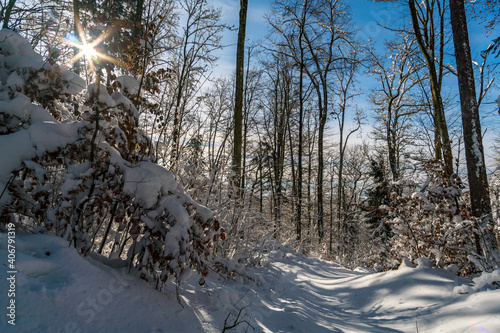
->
left=213, top=0, right=388, bottom=74
left=211, top=0, right=500, bottom=167
left=214, top=0, right=500, bottom=75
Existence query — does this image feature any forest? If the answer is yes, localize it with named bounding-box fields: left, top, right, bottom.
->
left=1, top=1, right=500, bottom=329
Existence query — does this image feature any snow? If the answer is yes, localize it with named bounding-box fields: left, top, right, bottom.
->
left=0, top=14, right=498, bottom=333
left=60, top=69, right=86, bottom=95
left=1, top=233, right=499, bottom=333
left=0, top=121, right=84, bottom=208
left=123, top=164, right=163, bottom=209
left=134, top=161, right=177, bottom=196
left=0, top=29, right=43, bottom=77
left=0, top=121, right=85, bottom=183
left=0, top=29, right=85, bottom=97
left=190, top=201, right=214, bottom=222
left=0, top=94, right=56, bottom=123
left=0, top=117, right=86, bottom=207
left=88, top=83, right=116, bottom=107
left=61, top=162, right=92, bottom=196
left=118, top=158, right=210, bottom=233
left=164, top=224, right=188, bottom=257
left=163, top=195, right=191, bottom=228
left=111, top=91, right=139, bottom=118
left=122, top=161, right=178, bottom=209
left=98, top=142, right=126, bottom=169
left=115, top=75, right=140, bottom=96
left=22, top=160, right=47, bottom=182
left=0, top=30, right=89, bottom=209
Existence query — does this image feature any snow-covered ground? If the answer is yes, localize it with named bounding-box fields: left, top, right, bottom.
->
left=1, top=233, right=499, bottom=333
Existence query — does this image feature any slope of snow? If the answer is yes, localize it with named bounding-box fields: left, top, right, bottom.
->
left=1, top=233, right=499, bottom=332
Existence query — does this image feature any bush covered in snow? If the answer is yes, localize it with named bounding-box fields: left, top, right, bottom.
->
left=384, top=161, right=484, bottom=274
left=0, top=29, right=225, bottom=288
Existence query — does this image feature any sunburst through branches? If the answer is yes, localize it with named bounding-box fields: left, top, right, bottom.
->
left=64, top=22, right=120, bottom=75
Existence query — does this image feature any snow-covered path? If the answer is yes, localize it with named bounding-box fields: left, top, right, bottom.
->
left=245, top=255, right=498, bottom=332
left=1, top=233, right=499, bottom=332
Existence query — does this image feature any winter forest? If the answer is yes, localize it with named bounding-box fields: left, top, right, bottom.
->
left=1, top=0, right=500, bottom=332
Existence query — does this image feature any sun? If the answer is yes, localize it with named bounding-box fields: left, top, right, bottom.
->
left=81, top=43, right=98, bottom=59
left=63, top=26, right=119, bottom=74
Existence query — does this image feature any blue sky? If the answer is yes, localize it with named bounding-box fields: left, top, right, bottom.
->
left=214, top=0, right=499, bottom=76
left=214, top=0, right=398, bottom=76
left=212, top=0, right=500, bottom=165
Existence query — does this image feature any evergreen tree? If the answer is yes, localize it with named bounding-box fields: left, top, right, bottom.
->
left=363, top=159, right=393, bottom=268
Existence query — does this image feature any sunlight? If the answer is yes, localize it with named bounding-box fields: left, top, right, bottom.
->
left=63, top=26, right=119, bottom=73
left=81, top=43, right=97, bottom=59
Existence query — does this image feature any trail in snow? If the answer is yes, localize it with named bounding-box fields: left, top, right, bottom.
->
left=1, top=233, right=499, bottom=333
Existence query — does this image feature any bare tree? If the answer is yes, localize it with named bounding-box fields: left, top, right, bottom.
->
left=267, top=0, right=312, bottom=241
left=168, top=0, right=228, bottom=171
left=331, top=49, right=363, bottom=259
left=261, top=53, right=295, bottom=239
left=367, top=32, right=425, bottom=182
left=269, top=0, right=356, bottom=241
left=407, top=0, right=454, bottom=176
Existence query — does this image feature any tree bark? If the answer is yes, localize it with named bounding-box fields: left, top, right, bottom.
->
left=2, top=0, right=16, bottom=29
left=131, top=0, right=145, bottom=75
left=232, top=0, right=248, bottom=193
left=449, top=0, right=500, bottom=265
left=295, top=6, right=306, bottom=242
left=317, top=100, right=326, bottom=241
left=72, top=0, right=82, bottom=75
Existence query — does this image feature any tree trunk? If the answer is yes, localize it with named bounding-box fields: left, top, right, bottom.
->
left=296, top=43, right=305, bottom=243
left=171, top=29, right=191, bottom=170
left=449, top=0, right=500, bottom=265
left=317, top=104, right=326, bottom=242
left=72, top=0, right=82, bottom=75
left=131, top=0, right=145, bottom=75
left=307, top=115, right=315, bottom=241
left=337, top=109, right=345, bottom=257
left=294, top=1, right=307, bottom=242
left=329, top=164, right=334, bottom=256
left=232, top=0, right=248, bottom=193
left=2, top=0, right=16, bottom=29
left=288, top=118, right=297, bottom=240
